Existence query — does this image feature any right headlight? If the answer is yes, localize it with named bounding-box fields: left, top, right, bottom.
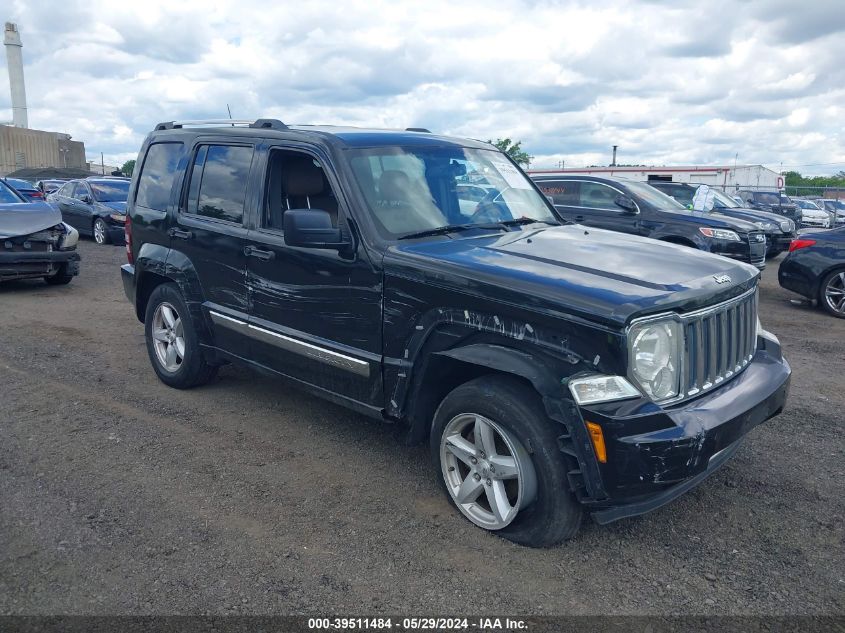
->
left=628, top=319, right=682, bottom=402
left=699, top=227, right=740, bottom=241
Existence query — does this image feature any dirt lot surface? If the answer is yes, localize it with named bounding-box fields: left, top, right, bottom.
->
left=1, top=239, right=843, bottom=616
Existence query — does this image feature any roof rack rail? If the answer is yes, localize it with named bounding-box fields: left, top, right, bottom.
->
left=154, top=118, right=289, bottom=131
left=405, top=127, right=431, bottom=133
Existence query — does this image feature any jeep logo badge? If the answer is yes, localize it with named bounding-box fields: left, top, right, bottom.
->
left=713, top=274, right=732, bottom=284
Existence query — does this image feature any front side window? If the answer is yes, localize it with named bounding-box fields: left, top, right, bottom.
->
left=136, top=142, right=184, bottom=212
left=623, top=180, right=685, bottom=210
left=73, top=183, right=91, bottom=200
left=578, top=182, right=619, bottom=209
left=186, top=145, right=253, bottom=224
left=348, top=146, right=556, bottom=237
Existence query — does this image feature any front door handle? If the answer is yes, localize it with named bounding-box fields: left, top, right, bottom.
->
left=244, top=245, right=275, bottom=261
left=169, top=228, right=193, bottom=240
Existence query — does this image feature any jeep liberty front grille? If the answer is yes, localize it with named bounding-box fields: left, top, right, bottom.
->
left=681, top=288, right=758, bottom=399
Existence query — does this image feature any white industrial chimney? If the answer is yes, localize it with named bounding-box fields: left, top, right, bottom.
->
left=4, top=22, right=28, bottom=128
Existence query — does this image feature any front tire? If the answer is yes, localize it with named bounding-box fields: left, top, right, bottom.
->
left=144, top=283, right=218, bottom=388
left=44, top=263, right=73, bottom=285
left=93, top=218, right=109, bottom=245
left=431, top=375, right=583, bottom=547
left=820, top=269, right=845, bottom=318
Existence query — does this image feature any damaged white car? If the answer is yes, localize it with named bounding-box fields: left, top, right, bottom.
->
left=0, top=178, right=80, bottom=285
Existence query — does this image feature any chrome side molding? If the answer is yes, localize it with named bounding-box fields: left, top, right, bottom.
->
left=209, top=311, right=370, bottom=378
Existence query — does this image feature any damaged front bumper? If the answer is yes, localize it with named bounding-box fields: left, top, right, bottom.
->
left=0, top=249, right=81, bottom=282
left=565, top=331, right=790, bottom=523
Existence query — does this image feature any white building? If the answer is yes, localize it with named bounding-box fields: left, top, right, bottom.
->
left=526, top=164, right=783, bottom=193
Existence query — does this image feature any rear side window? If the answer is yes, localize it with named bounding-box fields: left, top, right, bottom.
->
left=135, top=142, right=184, bottom=212
left=536, top=180, right=579, bottom=206
left=186, top=145, right=253, bottom=224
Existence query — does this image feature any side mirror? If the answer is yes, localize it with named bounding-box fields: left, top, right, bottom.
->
left=80, top=194, right=92, bottom=204
left=614, top=194, right=637, bottom=213
left=283, top=209, right=350, bottom=250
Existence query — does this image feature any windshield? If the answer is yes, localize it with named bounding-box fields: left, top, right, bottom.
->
left=754, top=192, right=780, bottom=205
left=347, top=147, right=557, bottom=238
left=0, top=179, right=25, bottom=203
left=623, top=180, right=686, bottom=209
left=710, top=189, right=740, bottom=208
left=90, top=180, right=130, bottom=202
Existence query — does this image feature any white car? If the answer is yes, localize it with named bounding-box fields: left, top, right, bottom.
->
left=815, top=199, right=845, bottom=226
left=794, top=199, right=831, bottom=228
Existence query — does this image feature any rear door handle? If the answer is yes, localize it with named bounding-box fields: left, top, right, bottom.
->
left=574, top=215, right=585, bottom=222
left=244, top=245, right=275, bottom=261
left=169, top=228, right=193, bottom=240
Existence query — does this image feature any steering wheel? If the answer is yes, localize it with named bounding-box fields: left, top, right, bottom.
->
left=469, top=187, right=514, bottom=223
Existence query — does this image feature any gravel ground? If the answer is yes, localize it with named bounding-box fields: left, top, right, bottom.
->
left=0, top=239, right=842, bottom=616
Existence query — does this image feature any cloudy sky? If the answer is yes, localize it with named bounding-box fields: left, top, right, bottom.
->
left=2, top=0, right=844, bottom=173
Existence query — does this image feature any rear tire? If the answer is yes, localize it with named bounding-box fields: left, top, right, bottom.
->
left=144, top=283, right=218, bottom=388
left=819, top=269, right=845, bottom=319
left=431, top=375, right=583, bottom=547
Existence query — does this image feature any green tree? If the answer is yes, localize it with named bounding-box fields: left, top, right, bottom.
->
left=487, top=138, right=533, bottom=168
left=121, top=159, right=136, bottom=177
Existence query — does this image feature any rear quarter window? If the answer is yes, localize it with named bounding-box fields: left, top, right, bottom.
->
left=135, top=142, right=184, bottom=212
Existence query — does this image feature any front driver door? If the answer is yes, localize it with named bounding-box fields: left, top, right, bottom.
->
left=575, top=181, right=639, bottom=235
left=244, top=143, right=382, bottom=409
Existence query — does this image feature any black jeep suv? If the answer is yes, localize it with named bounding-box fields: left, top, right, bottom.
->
left=121, top=119, right=790, bottom=547
left=648, top=181, right=797, bottom=258
left=736, top=190, right=800, bottom=223
left=532, top=175, right=768, bottom=269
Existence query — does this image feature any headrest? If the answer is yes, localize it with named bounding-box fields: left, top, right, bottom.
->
left=283, top=160, right=324, bottom=197
left=379, top=170, right=410, bottom=200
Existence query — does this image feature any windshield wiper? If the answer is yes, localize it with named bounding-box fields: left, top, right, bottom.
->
left=495, top=217, right=560, bottom=227
left=397, top=224, right=483, bottom=240
left=398, top=218, right=561, bottom=240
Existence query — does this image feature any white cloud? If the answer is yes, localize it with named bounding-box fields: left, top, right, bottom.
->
left=1, top=0, right=843, bottom=175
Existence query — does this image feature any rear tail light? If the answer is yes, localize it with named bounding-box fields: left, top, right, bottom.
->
left=31, top=192, right=45, bottom=199
left=125, top=214, right=134, bottom=264
left=789, top=238, right=816, bottom=252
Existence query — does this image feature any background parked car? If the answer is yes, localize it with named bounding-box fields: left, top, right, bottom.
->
left=648, top=181, right=797, bottom=258
left=815, top=199, right=845, bottom=227
left=779, top=227, right=845, bottom=318
left=36, top=179, right=68, bottom=195
left=48, top=178, right=129, bottom=245
left=736, top=190, right=800, bottom=222
left=2, top=177, right=45, bottom=202
left=532, top=175, right=768, bottom=268
left=792, top=198, right=831, bottom=229
left=0, top=178, right=80, bottom=285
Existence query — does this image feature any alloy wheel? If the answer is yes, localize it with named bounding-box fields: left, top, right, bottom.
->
left=824, top=272, right=845, bottom=315
left=440, top=413, right=537, bottom=530
left=151, top=302, right=186, bottom=372
left=93, top=219, right=106, bottom=244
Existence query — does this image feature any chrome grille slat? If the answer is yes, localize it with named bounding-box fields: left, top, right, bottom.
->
left=681, top=288, right=758, bottom=399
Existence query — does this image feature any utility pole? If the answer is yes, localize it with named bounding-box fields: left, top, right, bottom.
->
left=101, top=152, right=105, bottom=175
left=611, top=145, right=618, bottom=167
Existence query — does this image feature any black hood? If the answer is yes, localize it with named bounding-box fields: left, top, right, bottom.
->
left=0, top=202, right=63, bottom=239
left=386, top=225, right=760, bottom=327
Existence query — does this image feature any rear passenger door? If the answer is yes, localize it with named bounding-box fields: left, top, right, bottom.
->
left=174, top=141, right=257, bottom=354
left=534, top=179, right=581, bottom=222
left=243, top=143, right=383, bottom=408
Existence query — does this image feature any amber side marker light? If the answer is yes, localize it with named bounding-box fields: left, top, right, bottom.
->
left=586, top=422, right=607, bottom=463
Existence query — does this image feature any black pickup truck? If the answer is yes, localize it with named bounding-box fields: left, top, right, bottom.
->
left=531, top=174, right=768, bottom=269
left=121, top=120, right=791, bottom=546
